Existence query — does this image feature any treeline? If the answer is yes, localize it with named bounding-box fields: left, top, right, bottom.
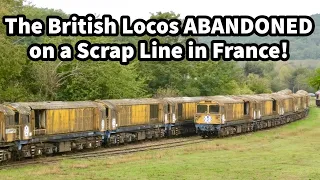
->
left=0, top=0, right=318, bottom=103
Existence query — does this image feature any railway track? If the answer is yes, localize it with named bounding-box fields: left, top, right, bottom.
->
left=0, top=136, right=206, bottom=169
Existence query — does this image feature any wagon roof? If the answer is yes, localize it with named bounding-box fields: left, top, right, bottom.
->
left=0, top=105, right=15, bottom=116
left=163, top=96, right=208, bottom=103
left=258, top=93, right=293, bottom=100
left=296, top=90, right=309, bottom=95
left=7, top=101, right=104, bottom=111
left=231, top=94, right=272, bottom=102
left=276, top=89, right=293, bottom=95
left=98, top=98, right=164, bottom=106
left=288, top=93, right=305, bottom=98
left=202, top=95, right=243, bottom=104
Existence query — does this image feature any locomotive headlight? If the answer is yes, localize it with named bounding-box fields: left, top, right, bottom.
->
left=221, top=114, right=225, bottom=124
left=24, top=125, right=29, bottom=137
left=101, top=119, right=105, bottom=130
left=112, top=118, right=116, bottom=129
left=164, top=113, right=168, bottom=123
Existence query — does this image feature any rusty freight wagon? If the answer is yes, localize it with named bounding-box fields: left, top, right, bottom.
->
left=4, top=101, right=106, bottom=158
left=162, top=97, right=207, bottom=136
left=97, top=98, right=166, bottom=145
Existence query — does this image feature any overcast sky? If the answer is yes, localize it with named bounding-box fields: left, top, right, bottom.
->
left=28, top=0, right=319, bottom=20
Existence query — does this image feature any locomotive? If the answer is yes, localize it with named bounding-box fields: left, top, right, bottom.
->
left=194, top=90, right=309, bottom=137
left=0, top=90, right=310, bottom=162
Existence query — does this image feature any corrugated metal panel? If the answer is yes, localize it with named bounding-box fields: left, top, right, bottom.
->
left=132, top=105, right=149, bottom=125
left=46, top=108, right=98, bottom=135
left=118, top=106, right=131, bottom=126
left=264, top=101, right=273, bottom=116
left=184, top=102, right=196, bottom=120
left=283, top=99, right=293, bottom=113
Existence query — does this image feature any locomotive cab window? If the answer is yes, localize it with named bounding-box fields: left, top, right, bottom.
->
left=272, top=100, right=277, bottom=112
left=150, top=104, right=159, bottom=120
left=209, top=105, right=219, bottom=113
left=106, top=108, right=109, bottom=117
left=14, top=112, right=19, bottom=125
left=35, top=110, right=46, bottom=129
left=5, top=116, right=14, bottom=126
left=177, top=103, right=183, bottom=118
left=197, top=105, right=207, bottom=113
left=244, top=102, right=249, bottom=115
left=22, top=115, right=29, bottom=124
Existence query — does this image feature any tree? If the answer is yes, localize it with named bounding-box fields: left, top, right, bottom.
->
left=57, top=61, right=148, bottom=100
left=309, top=68, right=320, bottom=91
left=246, top=73, right=272, bottom=93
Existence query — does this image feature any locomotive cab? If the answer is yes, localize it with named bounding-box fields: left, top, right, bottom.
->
left=194, top=96, right=248, bottom=137
left=0, top=105, right=18, bottom=143
left=162, top=97, right=207, bottom=136
left=194, top=100, right=225, bottom=137
left=4, top=104, right=32, bottom=141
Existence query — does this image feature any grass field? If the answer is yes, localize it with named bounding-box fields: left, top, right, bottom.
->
left=1, top=107, right=320, bottom=180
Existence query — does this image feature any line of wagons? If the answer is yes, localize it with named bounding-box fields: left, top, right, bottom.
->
left=0, top=89, right=310, bottom=162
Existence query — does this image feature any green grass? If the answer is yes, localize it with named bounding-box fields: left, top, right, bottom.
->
left=1, top=107, right=320, bottom=180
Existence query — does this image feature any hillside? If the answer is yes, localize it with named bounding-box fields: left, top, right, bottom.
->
left=199, top=14, right=320, bottom=60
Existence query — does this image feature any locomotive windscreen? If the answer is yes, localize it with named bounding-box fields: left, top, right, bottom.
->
left=197, top=105, right=207, bottom=113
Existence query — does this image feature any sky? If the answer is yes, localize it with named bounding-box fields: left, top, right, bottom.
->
left=28, top=0, right=319, bottom=20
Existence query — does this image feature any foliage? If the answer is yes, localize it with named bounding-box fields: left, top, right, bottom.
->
left=0, top=1, right=317, bottom=102
left=309, top=68, right=320, bottom=90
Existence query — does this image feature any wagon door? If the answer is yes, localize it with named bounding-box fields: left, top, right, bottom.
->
left=171, top=104, right=176, bottom=123
left=165, top=103, right=172, bottom=124
left=20, top=113, right=32, bottom=140
left=0, top=113, right=4, bottom=142
left=243, top=101, right=250, bottom=118
left=164, top=104, right=170, bottom=124
left=250, top=101, right=256, bottom=119
left=33, top=109, right=47, bottom=135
